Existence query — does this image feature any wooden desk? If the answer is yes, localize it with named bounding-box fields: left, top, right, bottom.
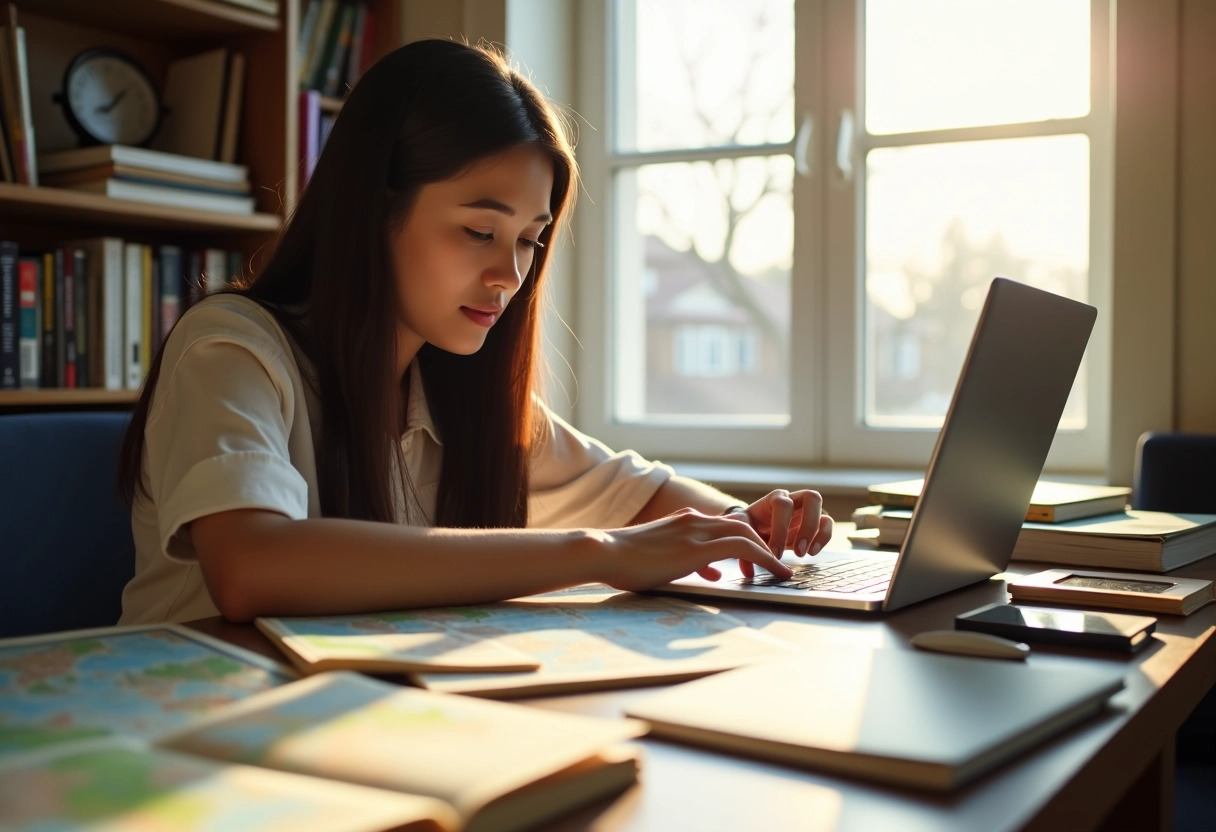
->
left=188, top=557, right=1216, bottom=832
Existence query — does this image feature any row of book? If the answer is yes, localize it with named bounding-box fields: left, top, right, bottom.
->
left=298, top=89, right=337, bottom=187
left=0, top=237, right=243, bottom=391
left=299, top=0, right=375, bottom=97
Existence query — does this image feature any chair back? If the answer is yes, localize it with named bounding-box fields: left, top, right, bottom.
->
left=0, top=411, right=135, bottom=638
left=1131, top=431, right=1216, bottom=513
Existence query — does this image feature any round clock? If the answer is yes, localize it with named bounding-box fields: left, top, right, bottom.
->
left=56, top=48, right=162, bottom=146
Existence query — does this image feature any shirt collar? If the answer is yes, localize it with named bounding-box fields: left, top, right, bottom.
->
left=403, top=360, right=442, bottom=446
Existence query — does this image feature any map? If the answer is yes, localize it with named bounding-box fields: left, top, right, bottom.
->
left=263, top=586, right=797, bottom=696
left=0, top=739, right=452, bottom=832
left=0, top=626, right=293, bottom=757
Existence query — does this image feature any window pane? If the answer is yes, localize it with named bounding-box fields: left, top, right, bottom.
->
left=614, top=0, right=794, bottom=152
left=613, top=157, right=793, bottom=424
left=865, top=0, right=1090, bottom=135
left=864, top=135, right=1089, bottom=428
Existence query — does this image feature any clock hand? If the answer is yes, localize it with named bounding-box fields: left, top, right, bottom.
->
left=95, top=88, right=129, bottom=114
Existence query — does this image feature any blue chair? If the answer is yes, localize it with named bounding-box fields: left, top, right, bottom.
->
left=0, top=411, right=135, bottom=638
left=1132, top=432, right=1216, bottom=514
left=1132, top=432, right=1216, bottom=831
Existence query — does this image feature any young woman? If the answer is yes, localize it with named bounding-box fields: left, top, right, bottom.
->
left=117, top=39, right=833, bottom=625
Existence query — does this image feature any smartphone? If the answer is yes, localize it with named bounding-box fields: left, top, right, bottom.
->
left=956, top=602, right=1157, bottom=653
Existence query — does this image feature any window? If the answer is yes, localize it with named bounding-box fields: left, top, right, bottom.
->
left=575, top=0, right=1111, bottom=470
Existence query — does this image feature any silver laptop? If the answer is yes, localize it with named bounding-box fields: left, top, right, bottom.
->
left=654, top=276, right=1098, bottom=613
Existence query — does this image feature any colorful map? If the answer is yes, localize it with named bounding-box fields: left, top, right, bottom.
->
left=0, top=740, right=453, bottom=832
left=265, top=586, right=796, bottom=696
left=0, top=626, right=293, bottom=757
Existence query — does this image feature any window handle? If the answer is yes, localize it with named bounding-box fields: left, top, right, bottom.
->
left=835, top=109, right=855, bottom=181
left=794, top=113, right=813, bottom=177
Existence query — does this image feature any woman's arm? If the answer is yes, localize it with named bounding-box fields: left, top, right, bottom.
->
left=190, top=506, right=790, bottom=622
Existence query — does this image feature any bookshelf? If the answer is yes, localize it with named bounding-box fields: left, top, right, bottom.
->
left=0, top=0, right=398, bottom=410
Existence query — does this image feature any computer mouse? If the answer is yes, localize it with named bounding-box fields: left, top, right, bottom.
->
left=910, top=629, right=1030, bottom=661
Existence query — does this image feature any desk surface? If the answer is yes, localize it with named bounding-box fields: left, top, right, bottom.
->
left=188, top=556, right=1216, bottom=832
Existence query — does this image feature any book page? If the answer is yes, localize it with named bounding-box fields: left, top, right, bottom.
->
left=407, top=586, right=799, bottom=696
left=0, top=737, right=456, bottom=832
left=0, top=624, right=294, bottom=756
left=156, top=671, right=645, bottom=821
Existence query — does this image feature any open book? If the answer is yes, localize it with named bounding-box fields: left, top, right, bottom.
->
left=258, top=585, right=798, bottom=698
left=0, top=623, right=294, bottom=756
left=0, top=671, right=645, bottom=832
left=626, top=644, right=1125, bottom=791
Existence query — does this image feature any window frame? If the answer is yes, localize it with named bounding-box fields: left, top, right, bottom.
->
left=573, top=0, right=1120, bottom=474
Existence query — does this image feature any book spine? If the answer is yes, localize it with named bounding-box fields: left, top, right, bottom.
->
left=13, top=26, right=35, bottom=185
left=73, top=247, right=88, bottom=387
left=321, top=2, right=356, bottom=97
left=0, top=239, right=17, bottom=388
left=61, top=246, right=77, bottom=388
left=123, top=242, right=143, bottom=389
left=299, top=89, right=321, bottom=187
left=40, top=250, right=54, bottom=386
left=103, top=239, right=124, bottom=390
left=159, top=245, right=183, bottom=342
left=17, top=254, right=38, bottom=387
left=141, top=244, right=154, bottom=366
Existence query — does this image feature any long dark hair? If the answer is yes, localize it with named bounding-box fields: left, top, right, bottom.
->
left=119, top=39, right=577, bottom=529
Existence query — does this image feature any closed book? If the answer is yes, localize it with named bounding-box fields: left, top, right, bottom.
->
left=58, top=178, right=255, bottom=215
left=1008, top=568, right=1215, bottom=615
left=159, top=244, right=184, bottom=342
left=16, top=254, right=38, bottom=387
left=852, top=506, right=1216, bottom=573
left=38, top=144, right=248, bottom=184
left=218, top=52, right=245, bottom=163
left=626, top=644, right=1125, bottom=792
left=0, top=239, right=16, bottom=388
left=59, top=246, right=76, bottom=388
left=65, top=237, right=125, bottom=390
left=868, top=478, right=1131, bottom=523
left=122, top=242, right=143, bottom=389
left=152, top=47, right=230, bottom=160
left=72, top=247, right=88, bottom=387
left=39, top=250, right=54, bottom=387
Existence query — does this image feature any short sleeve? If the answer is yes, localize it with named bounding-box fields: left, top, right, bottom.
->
left=145, top=309, right=310, bottom=562
left=528, top=402, right=675, bottom=528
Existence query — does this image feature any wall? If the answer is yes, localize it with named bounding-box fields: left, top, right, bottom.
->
left=1177, top=0, right=1216, bottom=434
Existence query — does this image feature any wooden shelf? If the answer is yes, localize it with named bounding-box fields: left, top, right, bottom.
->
left=0, top=183, right=281, bottom=234
left=0, top=389, right=140, bottom=407
left=17, top=0, right=280, bottom=38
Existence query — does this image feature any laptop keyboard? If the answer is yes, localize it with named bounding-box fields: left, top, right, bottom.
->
left=735, top=556, right=893, bottom=595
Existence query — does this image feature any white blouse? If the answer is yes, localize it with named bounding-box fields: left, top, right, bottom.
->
left=119, top=294, right=674, bottom=624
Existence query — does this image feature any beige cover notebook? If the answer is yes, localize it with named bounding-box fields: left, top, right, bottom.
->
left=626, top=644, right=1125, bottom=791
left=152, top=671, right=645, bottom=832
left=868, top=478, right=1131, bottom=523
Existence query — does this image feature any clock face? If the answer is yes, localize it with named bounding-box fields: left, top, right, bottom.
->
left=64, top=50, right=160, bottom=146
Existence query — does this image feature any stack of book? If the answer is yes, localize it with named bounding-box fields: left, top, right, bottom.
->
left=852, top=478, right=1216, bottom=573
left=38, top=145, right=254, bottom=215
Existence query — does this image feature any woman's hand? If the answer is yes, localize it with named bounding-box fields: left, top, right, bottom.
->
left=598, top=508, right=793, bottom=592
left=733, top=489, right=834, bottom=579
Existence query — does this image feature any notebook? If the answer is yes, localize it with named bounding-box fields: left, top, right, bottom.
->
left=653, top=277, right=1097, bottom=612
left=625, top=643, right=1125, bottom=791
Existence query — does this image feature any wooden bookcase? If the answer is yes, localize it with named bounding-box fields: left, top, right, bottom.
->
left=0, top=0, right=398, bottom=411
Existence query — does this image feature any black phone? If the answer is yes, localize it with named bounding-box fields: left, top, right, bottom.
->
left=956, top=602, right=1157, bottom=652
